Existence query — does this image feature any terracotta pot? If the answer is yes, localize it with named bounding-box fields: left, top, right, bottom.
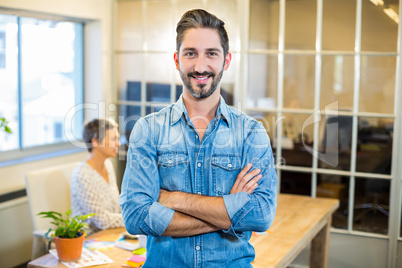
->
left=53, top=233, right=85, bottom=262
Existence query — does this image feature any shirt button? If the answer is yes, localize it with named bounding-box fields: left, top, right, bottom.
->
left=197, top=163, right=201, bottom=167
left=228, top=164, right=232, bottom=168
left=197, top=192, right=201, bottom=195
left=196, top=246, right=200, bottom=250
left=168, top=160, right=172, bottom=164
left=196, top=135, right=199, bottom=139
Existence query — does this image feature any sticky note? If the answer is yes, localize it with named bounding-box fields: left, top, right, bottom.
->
left=128, top=255, right=146, bottom=263
left=133, top=248, right=146, bottom=255
left=124, top=260, right=143, bottom=267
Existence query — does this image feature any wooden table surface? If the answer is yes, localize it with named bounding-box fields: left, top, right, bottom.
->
left=28, top=194, right=339, bottom=268
left=251, top=193, right=339, bottom=268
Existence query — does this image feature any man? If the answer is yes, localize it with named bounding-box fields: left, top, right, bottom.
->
left=119, top=9, right=277, bottom=267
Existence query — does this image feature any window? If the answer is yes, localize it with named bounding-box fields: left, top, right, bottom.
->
left=0, top=31, right=6, bottom=69
left=0, top=13, right=84, bottom=153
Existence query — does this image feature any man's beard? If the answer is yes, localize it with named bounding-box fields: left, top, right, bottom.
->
left=179, top=69, right=224, bottom=99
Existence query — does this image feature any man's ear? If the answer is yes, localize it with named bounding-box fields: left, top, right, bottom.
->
left=174, top=52, right=179, bottom=70
left=223, top=52, right=232, bottom=71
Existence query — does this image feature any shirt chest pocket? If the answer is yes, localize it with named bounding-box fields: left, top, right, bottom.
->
left=211, top=155, right=241, bottom=196
left=158, top=153, right=189, bottom=192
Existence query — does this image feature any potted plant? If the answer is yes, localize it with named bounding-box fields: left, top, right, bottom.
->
left=38, top=209, right=95, bottom=262
left=0, top=117, right=11, bottom=133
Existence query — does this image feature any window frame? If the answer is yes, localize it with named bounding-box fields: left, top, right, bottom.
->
left=0, top=8, right=87, bottom=163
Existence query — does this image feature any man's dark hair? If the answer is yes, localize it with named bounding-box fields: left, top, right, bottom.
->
left=83, top=118, right=117, bottom=152
left=176, top=9, right=229, bottom=56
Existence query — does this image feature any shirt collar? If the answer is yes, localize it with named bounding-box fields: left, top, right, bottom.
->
left=171, top=95, right=185, bottom=125
left=217, top=96, right=231, bottom=127
left=171, top=94, right=231, bottom=127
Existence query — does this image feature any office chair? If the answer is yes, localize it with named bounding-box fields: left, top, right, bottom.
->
left=354, top=179, right=390, bottom=222
left=24, top=161, right=80, bottom=260
left=354, top=126, right=392, bottom=224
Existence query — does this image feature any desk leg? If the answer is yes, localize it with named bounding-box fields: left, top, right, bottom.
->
left=310, top=216, right=331, bottom=268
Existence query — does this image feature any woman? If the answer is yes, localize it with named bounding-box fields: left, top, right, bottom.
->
left=70, top=118, right=124, bottom=235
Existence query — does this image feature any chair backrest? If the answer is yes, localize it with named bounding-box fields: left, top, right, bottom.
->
left=25, top=161, right=81, bottom=231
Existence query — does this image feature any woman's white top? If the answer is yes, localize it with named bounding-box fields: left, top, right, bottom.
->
left=71, top=159, right=124, bottom=235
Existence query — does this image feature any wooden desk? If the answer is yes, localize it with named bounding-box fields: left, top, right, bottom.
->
left=29, top=194, right=338, bottom=268
left=251, top=194, right=339, bottom=268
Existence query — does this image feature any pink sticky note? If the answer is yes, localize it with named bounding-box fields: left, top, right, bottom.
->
left=128, top=255, right=146, bottom=263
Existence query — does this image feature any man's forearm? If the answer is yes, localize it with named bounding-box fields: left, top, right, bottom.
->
left=163, top=210, right=220, bottom=236
left=159, top=190, right=232, bottom=229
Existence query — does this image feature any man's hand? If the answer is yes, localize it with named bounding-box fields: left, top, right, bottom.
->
left=157, top=163, right=262, bottom=234
left=230, top=163, right=262, bottom=194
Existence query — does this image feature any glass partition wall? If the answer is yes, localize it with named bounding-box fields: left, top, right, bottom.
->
left=114, top=0, right=401, bottom=266
left=248, top=0, right=397, bottom=233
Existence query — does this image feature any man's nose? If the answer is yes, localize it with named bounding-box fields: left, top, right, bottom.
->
left=194, top=56, right=208, bottom=73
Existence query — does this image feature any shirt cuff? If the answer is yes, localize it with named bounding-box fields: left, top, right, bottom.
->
left=222, top=192, right=253, bottom=237
left=141, top=202, right=175, bottom=237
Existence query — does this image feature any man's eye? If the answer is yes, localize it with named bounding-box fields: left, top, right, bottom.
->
left=185, top=52, right=195, bottom=56
left=208, top=52, right=218, bottom=56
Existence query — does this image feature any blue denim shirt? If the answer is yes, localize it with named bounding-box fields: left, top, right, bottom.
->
left=120, top=96, right=277, bottom=268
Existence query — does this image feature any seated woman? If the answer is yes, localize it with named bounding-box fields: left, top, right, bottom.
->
left=71, top=118, right=124, bottom=235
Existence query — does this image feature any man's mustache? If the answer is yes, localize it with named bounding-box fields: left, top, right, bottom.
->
left=187, top=71, right=215, bottom=78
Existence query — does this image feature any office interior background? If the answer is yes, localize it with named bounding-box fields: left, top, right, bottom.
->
left=0, top=0, right=401, bottom=267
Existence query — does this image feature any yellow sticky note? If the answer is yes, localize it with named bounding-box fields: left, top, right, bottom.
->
left=124, top=260, right=144, bottom=267
left=133, top=247, right=146, bottom=255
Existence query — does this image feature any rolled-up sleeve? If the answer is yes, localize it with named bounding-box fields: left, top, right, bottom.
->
left=119, top=118, right=175, bottom=237
left=222, top=121, right=278, bottom=237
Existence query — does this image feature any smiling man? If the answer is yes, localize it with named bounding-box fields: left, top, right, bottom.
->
left=119, top=9, right=277, bottom=267
left=176, top=27, right=226, bottom=100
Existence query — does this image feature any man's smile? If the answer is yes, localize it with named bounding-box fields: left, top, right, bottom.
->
left=188, top=72, right=215, bottom=84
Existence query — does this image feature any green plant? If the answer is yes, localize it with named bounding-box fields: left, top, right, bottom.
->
left=0, top=118, right=11, bottom=134
left=38, top=209, right=95, bottom=240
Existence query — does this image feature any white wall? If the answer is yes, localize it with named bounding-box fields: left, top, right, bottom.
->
left=290, top=232, right=389, bottom=268
left=0, top=0, right=114, bottom=266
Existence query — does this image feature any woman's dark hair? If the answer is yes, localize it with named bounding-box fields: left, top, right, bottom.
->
left=176, top=9, right=229, bottom=56
left=83, top=118, right=117, bottom=152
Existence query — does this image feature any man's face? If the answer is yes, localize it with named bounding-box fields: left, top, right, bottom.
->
left=174, top=28, right=231, bottom=99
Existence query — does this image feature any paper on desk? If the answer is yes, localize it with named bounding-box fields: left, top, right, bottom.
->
left=83, top=232, right=122, bottom=251
left=84, top=239, right=116, bottom=250
left=115, top=240, right=141, bottom=251
left=49, top=248, right=113, bottom=268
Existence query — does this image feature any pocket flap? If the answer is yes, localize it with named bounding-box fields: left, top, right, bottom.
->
left=158, top=153, right=188, bottom=167
left=211, top=155, right=241, bottom=171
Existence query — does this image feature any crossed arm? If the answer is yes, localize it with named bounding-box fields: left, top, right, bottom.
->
left=159, top=163, right=262, bottom=236
left=120, top=118, right=277, bottom=238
